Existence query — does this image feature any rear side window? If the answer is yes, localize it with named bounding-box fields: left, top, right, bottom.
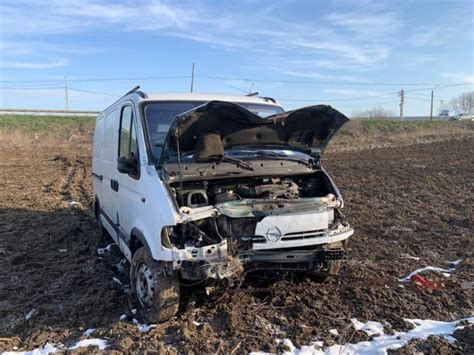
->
left=103, top=108, right=119, bottom=162
left=93, top=117, right=105, bottom=159
left=119, top=105, right=138, bottom=159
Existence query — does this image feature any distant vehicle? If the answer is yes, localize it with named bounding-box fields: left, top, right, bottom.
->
left=456, top=113, right=474, bottom=121
left=92, top=87, right=353, bottom=322
left=439, top=109, right=450, bottom=118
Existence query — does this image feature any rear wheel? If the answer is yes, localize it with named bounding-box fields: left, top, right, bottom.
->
left=130, top=247, right=180, bottom=323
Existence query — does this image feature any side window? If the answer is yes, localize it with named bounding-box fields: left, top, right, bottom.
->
left=118, top=105, right=138, bottom=159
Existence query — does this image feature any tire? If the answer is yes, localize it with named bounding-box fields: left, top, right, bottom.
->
left=130, top=247, right=180, bottom=323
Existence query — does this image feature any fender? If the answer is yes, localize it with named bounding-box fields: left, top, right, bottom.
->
left=130, top=227, right=153, bottom=258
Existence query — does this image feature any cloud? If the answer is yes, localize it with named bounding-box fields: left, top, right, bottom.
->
left=1, top=59, right=69, bottom=69
left=0, top=0, right=398, bottom=71
left=325, top=7, right=399, bottom=39
left=275, top=69, right=361, bottom=83
left=406, top=26, right=452, bottom=47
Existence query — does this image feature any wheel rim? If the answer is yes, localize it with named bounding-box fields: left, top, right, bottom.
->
left=135, top=263, right=154, bottom=307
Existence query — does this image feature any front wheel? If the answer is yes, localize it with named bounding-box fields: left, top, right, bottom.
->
left=130, top=247, right=180, bottom=323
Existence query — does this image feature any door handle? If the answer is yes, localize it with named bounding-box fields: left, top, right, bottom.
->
left=110, top=179, right=119, bottom=192
left=92, top=172, right=103, bottom=181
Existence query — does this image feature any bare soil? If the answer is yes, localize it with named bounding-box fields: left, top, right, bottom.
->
left=0, top=137, right=473, bottom=353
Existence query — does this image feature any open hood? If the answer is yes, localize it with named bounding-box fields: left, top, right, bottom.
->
left=159, top=101, right=349, bottom=163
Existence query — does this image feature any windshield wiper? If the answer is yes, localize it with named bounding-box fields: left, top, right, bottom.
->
left=253, top=150, right=313, bottom=167
left=220, top=156, right=254, bottom=171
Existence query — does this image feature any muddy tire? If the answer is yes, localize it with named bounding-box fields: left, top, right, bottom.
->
left=130, top=247, right=180, bottom=323
left=310, top=260, right=341, bottom=282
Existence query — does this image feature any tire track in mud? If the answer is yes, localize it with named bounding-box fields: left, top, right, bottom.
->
left=54, top=154, right=93, bottom=210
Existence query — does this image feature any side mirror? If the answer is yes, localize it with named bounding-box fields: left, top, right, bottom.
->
left=117, top=156, right=138, bottom=175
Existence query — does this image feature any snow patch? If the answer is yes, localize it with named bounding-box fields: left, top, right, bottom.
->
left=403, top=255, right=420, bottom=261
left=3, top=343, right=59, bottom=355
left=97, top=243, right=116, bottom=255
left=450, top=259, right=462, bottom=266
left=83, top=328, right=95, bottom=336
left=4, top=338, right=108, bottom=354
left=25, top=308, right=36, bottom=320
left=137, top=323, right=156, bottom=333
left=350, top=319, right=385, bottom=336
left=329, top=329, right=338, bottom=336
left=68, top=338, right=108, bottom=350
left=269, top=317, right=474, bottom=355
left=112, top=277, right=123, bottom=286
left=67, top=201, right=80, bottom=207
left=133, top=318, right=156, bottom=333
left=276, top=339, right=325, bottom=354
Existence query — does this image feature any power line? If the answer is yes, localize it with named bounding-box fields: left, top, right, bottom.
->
left=274, top=91, right=400, bottom=102
left=407, top=92, right=451, bottom=100
left=0, top=76, right=192, bottom=84
left=199, top=76, right=474, bottom=87
left=68, top=87, right=120, bottom=97
left=1, top=75, right=472, bottom=87
left=343, top=99, right=401, bottom=108
left=0, top=91, right=112, bottom=101
left=0, top=86, right=65, bottom=90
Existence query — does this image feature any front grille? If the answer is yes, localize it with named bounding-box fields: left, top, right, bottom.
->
left=281, top=229, right=327, bottom=241
left=252, top=235, right=266, bottom=243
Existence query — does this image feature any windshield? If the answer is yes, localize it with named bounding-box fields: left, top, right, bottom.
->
left=143, top=101, right=284, bottom=160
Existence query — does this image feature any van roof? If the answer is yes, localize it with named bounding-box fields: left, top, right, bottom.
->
left=100, top=89, right=282, bottom=115
left=142, top=92, right=281, bottom=106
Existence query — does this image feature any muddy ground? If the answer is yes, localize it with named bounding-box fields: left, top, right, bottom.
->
left=0, top=137, right=473, bottom=353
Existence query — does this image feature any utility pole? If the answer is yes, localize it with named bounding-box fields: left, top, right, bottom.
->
left=64, top=76, right=69, bottom=113
left=399, top=89, right=404, bottom=121
left=430, top=90, right=434, bottom=121
left=190, top=63, right=195, bottom=93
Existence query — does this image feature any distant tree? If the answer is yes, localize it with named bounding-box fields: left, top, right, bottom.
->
left=352, top=106, right=394, bottom=120
left=450, top=91, right=474, bottom=114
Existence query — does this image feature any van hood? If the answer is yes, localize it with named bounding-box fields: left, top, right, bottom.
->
left=159, top=101, right=349, bottom=163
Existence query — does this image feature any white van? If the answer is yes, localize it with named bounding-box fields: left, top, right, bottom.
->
left=93, top=87, right=353, bottom=322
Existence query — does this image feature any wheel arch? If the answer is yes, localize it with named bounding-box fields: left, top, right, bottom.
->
left=130, top=228, right=153, bottom=259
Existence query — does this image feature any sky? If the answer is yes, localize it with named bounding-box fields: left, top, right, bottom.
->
left=0, top=0, right=473, bottom=116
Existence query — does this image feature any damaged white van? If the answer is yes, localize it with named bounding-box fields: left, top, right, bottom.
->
left=92, top=87, right=353, bottom=322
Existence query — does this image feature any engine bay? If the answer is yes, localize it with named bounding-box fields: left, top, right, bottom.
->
left=167, top=171, right=336, bottom=249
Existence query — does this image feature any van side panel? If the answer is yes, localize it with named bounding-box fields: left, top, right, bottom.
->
left=92, top=116, right=105, bottom=205
left=100, top=108, right=119, bottom=229
left=94, top=97, right=182, bottom=262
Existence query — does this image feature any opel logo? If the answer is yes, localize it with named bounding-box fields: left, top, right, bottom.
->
left=266, top=226, right=282, bottom=242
